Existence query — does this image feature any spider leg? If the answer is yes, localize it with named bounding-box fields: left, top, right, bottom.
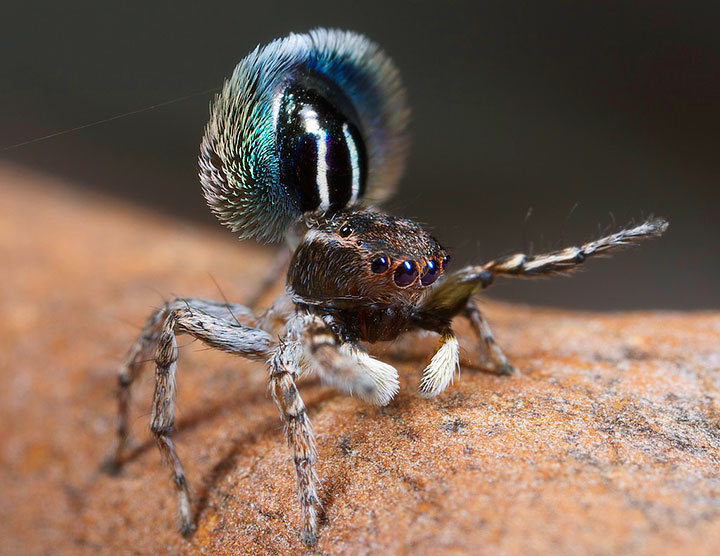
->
left=299, top=314, right=399, bottom=406
left=463, top=298, right=514, bottom=375
left=418, top=217, right=668, bottom=321
left=177, top=297, right=259, bottom=326
left=102, top=306, right=166, bottom=474
left=151, top=305, right=272, bottom=535
left=271, top=312, right=399, bottom=544
left=105, top=298, right=271, bottom=536
left=268, top=333, right=320, bottom=545
left=103, top=298, right=263, bottom=474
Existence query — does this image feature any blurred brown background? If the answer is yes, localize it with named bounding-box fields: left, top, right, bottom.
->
left=2, top=1, right=718, bottom=310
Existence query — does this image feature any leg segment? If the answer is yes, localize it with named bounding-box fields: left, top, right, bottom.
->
left=148, top=305, right=274, bottom=534
left=484, top=217, right=668, bottom=278
left=149, top=321, right=192, bottom=533
left=417, top=217, right=668, bottom=322
left=463, top=298, right=514, bottom=375
left=103, top=307, right=166, bottom=473
left=104, top=298, right=264, bottom=473
left=270, top=311, right=400, bottom=544
left=177, top=297, right=259, bottom=327
left=269, top=338, right=320, bottom=545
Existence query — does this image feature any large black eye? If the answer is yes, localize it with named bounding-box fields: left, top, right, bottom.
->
left=393, top=260, right=418, bottom=287
left=339, top=223, right=353, bottom=237
left=371, top=255, right=390, bottom=273
left=421, top=259, right=440, bottom=286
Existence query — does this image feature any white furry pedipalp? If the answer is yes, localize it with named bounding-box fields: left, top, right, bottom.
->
left=340, top=345, right=400, bottom=406
left=418, top=331, right=460, bottom=397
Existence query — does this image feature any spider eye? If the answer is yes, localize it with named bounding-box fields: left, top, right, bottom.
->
left=371, top=255, right=390, bottom=273
left=421, top=259, right=440, bottom=286
left=393, top=260, right=418, bottom=287
left=339, top=224, right=353, bottom=237
left=441, top=255, right=449, bottom=269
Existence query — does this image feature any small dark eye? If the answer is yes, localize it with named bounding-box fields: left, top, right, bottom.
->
left=421, top=259, right=440, bottom=286
left=371, top=255, right=390, bottom=273
left=441, top=255, right=449, bottom=269
left=393, top=260, right=418, bottom=287
left=339, top=224, right=353, bottom=237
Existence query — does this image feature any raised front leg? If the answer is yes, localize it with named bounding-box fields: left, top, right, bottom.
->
left=417, top=218, right=668, bottom=323
left=463, top=298, right=514, bottom=375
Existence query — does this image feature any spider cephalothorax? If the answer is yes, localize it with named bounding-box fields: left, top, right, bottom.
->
left=288, top=209, right=449, bottom=343
left=290, top=209, right=447, bottom=305
left=106, top=28, right=668, bottom=546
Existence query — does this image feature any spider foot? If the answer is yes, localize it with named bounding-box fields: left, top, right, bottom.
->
left=180, top=519, right=196, bottom=538
left=301, top=526, right=318, bottom=546
left=99, top=456, right=124, bottom=476
left=496, top=363, right=515, bottom=376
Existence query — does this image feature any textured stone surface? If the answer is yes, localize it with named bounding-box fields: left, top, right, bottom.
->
left=1, top=163, right=719, bottom=555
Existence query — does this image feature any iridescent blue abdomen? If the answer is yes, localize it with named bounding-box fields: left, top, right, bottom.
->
left=199, top=29, right=408, bottom=242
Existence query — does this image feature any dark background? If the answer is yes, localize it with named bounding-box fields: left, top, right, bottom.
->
left=2, top=1, right=718, bottom=310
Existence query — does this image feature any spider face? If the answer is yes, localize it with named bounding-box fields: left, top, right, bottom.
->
left=287, top=209, right=447, bottom=308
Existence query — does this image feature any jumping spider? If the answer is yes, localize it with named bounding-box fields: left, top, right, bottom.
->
left=104, top=29, right=668, bottom=545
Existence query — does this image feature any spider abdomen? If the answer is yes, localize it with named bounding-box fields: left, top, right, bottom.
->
left=199, top=29, right=409, bottom=242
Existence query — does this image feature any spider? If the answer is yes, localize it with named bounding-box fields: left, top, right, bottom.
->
left=103, top=28, right=668, bottom=545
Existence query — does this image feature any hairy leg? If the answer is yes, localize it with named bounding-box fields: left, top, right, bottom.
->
left=150, top=306, right=272, bottom=534
left=411, top=220, right=667, bottom=393
left=463, top=298, right=514, bottom=375
left=268, top=336, right=320, bottom=545
left=177, top=297, right=259, bottom=327
left=103, top=298, right=263, bottom=473
left=103, top=307, right=166, bottom=473
left=417, top=218, right=668, bottom=322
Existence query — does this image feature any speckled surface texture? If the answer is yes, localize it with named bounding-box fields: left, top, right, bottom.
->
left=1, top=164, right=719, bottom=555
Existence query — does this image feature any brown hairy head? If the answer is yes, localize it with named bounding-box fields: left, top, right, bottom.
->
left=288, top=209, right=447, bottom=307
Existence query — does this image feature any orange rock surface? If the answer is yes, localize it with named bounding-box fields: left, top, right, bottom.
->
left=1, top=164, right=718, bottom=555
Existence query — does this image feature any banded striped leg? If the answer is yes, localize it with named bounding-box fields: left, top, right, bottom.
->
left=482, top=217, right=668, bottom=278
left=149, top=305, right=273, bottom=536
left=300, top=314, right=399, bottom=406
left=269, top=338, right=320, bottom=545
left=463, top=299, right=514, bottom=375
left=419, top=218, right=668, bottom=320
